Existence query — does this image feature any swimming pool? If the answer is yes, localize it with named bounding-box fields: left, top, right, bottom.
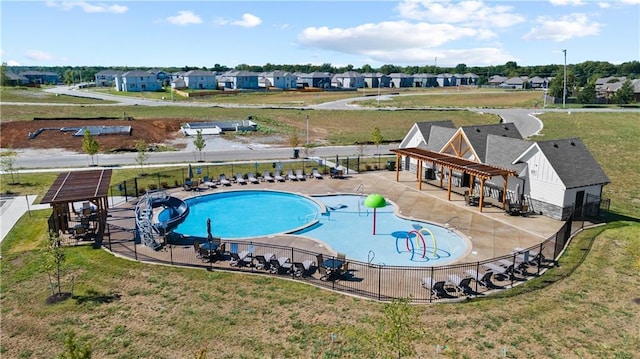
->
left=163, top=190, right=470, bottom=266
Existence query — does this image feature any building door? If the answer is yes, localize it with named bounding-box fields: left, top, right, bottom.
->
left=574, top=190, right=585, bottom=207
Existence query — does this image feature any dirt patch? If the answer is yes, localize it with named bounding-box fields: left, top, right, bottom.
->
left=0, top=118, right=187, bottom=152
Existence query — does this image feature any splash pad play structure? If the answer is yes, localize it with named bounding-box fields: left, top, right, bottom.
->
left=392, top=224, right=451, bottom=262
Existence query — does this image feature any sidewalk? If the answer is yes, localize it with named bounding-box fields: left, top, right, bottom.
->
left=0, top=195, right=128, bottom=243
left=0, top=195, right=50, bottom=242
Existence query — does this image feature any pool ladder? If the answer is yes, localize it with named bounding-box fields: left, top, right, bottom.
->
left=367, top=250, right=375, bottom=266
left=444, top=216, right=458, bottom=231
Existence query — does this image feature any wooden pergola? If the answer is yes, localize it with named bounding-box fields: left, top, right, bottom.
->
left=390, top=148, right=517, bottom=212
left=41, top=169, right=112, bottom=239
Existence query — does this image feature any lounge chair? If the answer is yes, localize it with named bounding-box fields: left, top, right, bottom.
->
left=465, top=269, right=503, bottom=290
left=253, top=255, right=271, bottom=270
left=219, top=174, right=231, bottom=186
left=247, top=172, right=259, bottom=184
left=292, top=259, right=315, bottom=277
left=202, top=176, right=217, bottom=188
left=295, top=169, right=306, bottom=181
left=199, top=247, right=213, bottom=262
left=229, top=250, right=251, bottom=267
left=449, top=274, right=483, bottom=296
left=421, top=277, right=457, bottom=299
left=273, top=170, right=285, bottom=182
left=262, top=171, right=274, bottom=182
left=311, top=168, right=323, bottom=179
left=268, top=257, right=291, bottom=274
left=235, top=173, right=247, bottom=185
left=286, top=169, right=297, bottom=181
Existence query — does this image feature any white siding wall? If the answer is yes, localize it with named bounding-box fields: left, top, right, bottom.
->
left=526, top=152, right=565, bottom=206
left=563, top=185, right=603, bottom=207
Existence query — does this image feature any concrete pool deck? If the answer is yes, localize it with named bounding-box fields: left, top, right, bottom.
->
left=106, top=169, right=564, bottom=265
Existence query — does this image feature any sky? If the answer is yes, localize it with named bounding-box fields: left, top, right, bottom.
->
left=1, top=0, right=639, bottom=68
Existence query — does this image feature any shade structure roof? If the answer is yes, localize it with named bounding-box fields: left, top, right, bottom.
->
left=390, top=148, right=516, bottom=179
left=41, top=169, right=113, bottom=204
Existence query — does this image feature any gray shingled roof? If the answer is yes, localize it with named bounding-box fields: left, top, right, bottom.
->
left=485, top=135, right=531, bottom=174
left=536, top=138, right=610, bottom=189
left=461, top=123, right=523, bottom=162
left=425, top=124, right=457, bottom=151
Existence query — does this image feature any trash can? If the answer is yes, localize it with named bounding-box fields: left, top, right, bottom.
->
left=425, top=168, right=434, bottom=180
left=385, top=160, right=396, bottom=171
left=293, top=149, right=299, bottom=159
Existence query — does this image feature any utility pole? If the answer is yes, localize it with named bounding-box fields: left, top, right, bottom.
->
left=562, top=49, right=567, bottom=108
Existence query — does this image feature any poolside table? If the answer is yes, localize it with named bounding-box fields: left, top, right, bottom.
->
left=200, top=242, right=219, bottom=251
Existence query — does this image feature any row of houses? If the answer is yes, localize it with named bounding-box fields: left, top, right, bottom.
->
left=4, top=71, right=60, bottom=85
left=96, top=69, right=484, bottom=92
left=397, top=121, right=610, bottom=220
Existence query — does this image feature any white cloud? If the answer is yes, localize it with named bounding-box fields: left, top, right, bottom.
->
left=549, top=0, right=585, bottom=6
left=366, top=47, right=515, bottom=66
left=232, top=13, right=262, bottom=28
left=25, top=50, right=55, bottom=61
left=395, top=0, right=525, bottom=28
left=523, top=13, right=602, bottom=42
left=46, top=1, right=127, bottom=14
left=167, top=11, right=202, bottom=26
left=597, top=2, right=611, bottom=8
left=299, top=21, right=490, bottom=53
left=6, top=60, right=21, bottom=66
left=216, top=13, right=262, bottom=28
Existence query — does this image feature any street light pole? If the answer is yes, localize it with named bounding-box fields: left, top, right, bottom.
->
left=377, top=75, right=381, bottom=107
left=562, top=49, right=567, bottom=108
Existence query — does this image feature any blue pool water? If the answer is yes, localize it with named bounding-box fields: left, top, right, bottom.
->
left=163, top=190, right=469, bottom=266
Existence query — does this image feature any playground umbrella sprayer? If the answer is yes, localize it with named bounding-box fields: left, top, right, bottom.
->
left=364, top=193, right=386, bottom=235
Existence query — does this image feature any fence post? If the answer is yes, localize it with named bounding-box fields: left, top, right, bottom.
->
left=169, top=243, right=173, bottom=265
left=134, top=177, right=139, bottom=198
left=123, top=181, right=128, bottom=202
left=291, top=247, right=295, bottom=278
left=133, top=236, right=138, bottom=260
left=377, top=265, right=382, bottom=301
left=429, top=267, right=434, bottom=302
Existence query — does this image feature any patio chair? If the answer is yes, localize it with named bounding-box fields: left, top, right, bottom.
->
left=229, top=250, right=251, bottom=267
left=247, top=172, right=259, bottom=184
left=219, top=174, right=232, bottom=186
left=311, top=168, right=323, bottom=179
left=262, top=171, right=275, bottom=182
left=295, top=169, right=306, bottom=181
left=199, top=247, right=213, bottom=262
left=202, top=176, right=217, bottom=188
left=194, top=241, right=201, bottom=258
left=286, top=170, right=297, bottom=181
left=235, top=173, right=247, bottom=185
left=273, top=170, right=285, bottom=182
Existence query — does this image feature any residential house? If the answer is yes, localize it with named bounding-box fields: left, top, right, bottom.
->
left=488, top=75, right=507, bottom=87
left=20, top=71, right=60, bottom=85
left=361, top=73, right=390, bottom=89
left=259, top=70, right=297, bottom=89
left=389, top=73, right=414, bottom=88
left=216, top=70, right=259, bottom=90
left=459, top=73, right=480, bottom=86
left=4, top=71, right=28, bottom=86
left=412, top=73, right=437, bottom=88
left=181, top=70, right=217, bottom=90
left=436, top=73, right=458, bottom=87
left=332, top=71, right=365, bottom=89
left=528, top=76, right=549, bottom=89
left=94, top=69, right=123, bottom=87
left=296, top=72, right=332, bottom=89
left=114, top=70, right=162, bottom=92
left=500, top=76, right=528, bottom=89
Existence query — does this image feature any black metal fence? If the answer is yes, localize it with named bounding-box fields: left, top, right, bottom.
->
left=110, top=155, right=396, bottom=200
left=105, top=210, right=590, bottom=303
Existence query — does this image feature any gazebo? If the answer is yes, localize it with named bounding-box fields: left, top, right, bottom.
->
left=41, top=169, right=113, bottom=240
left=390, top=148, right=517, bottom=211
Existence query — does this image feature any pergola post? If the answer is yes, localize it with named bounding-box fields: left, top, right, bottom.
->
left=418, top=160, right=423, bottom=190
left=479, top=177, right=486, bottom=212
left=395, top=153, right=401, bottom=182
left=501, top=175, right=508, bottom=208
left=447, top=167, right=453, bottom=200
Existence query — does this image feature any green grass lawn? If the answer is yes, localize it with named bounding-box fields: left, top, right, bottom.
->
left=1, top=89, right=639, bottom=358
left=0, top=86, right=115, bottom=104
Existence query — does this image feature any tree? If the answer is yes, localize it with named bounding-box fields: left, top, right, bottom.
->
left=42, top=230, right=72, bottom=302
left=377, top=297, right=416, bottom=358
left=82, top=129, right=99, bottom=166
left=0, top=146, right=18, bottom=184
left=577, top=80, right=596, bottom=104
left=1, top=62, right=10, bottom=86
left=193, top=129, right=206, bottom=161
left=135, top=140, right=150, bottom=174
left=611, top=79, right=635, bottom=104
left=372, top=127, right=384, bottom=154
left=57, top=331, right=92, bottom=359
